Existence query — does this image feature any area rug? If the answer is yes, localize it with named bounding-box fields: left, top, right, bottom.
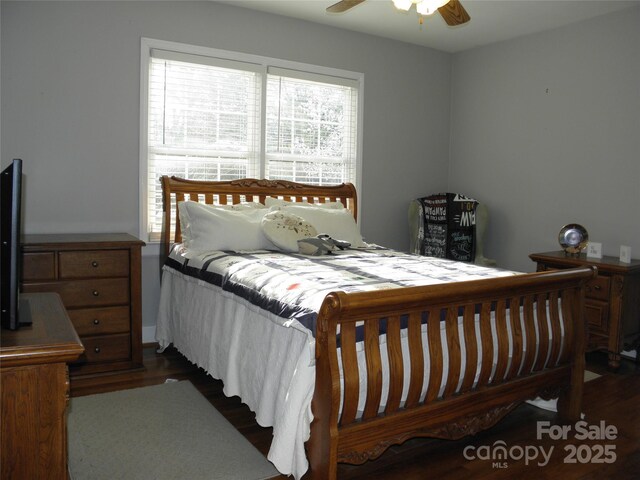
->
left=68, top=380, right=279, bottom=480
left=584, top=370, right=601, bottom=382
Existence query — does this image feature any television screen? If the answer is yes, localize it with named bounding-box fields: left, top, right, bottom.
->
left=1, top=158, right=31, bottom=330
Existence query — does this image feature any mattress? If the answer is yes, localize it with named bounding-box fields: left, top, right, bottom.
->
left=156, top=247, right=555, bottom=478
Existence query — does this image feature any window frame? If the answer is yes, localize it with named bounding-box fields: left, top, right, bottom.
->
left=139, top=37, right=364, bottom=243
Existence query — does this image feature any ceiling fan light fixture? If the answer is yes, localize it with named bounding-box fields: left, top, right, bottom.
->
left=416, top=0, right=449, bottom=16
left=392, top=0, right=413, bottom=11
left=328, top=0, right=470, bottom=26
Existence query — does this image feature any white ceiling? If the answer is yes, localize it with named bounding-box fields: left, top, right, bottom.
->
left=216, top=0, right=639, bottom=53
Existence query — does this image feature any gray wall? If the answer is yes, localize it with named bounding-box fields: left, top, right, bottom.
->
left=449, top=7, right=640, bottom=272
left=4, top=2, right=639, bottom=335
left=1, top=1, right=451, bottom=335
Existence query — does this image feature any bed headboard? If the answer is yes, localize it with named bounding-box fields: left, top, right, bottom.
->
left=160, top=176, right=358, bottom=260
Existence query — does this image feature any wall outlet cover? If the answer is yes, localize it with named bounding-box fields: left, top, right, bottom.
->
left=587, top=242, right=603, bottom=259
left=620, top=245, right=632, bottom=264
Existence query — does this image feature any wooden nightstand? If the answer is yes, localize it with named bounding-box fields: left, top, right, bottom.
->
left=21, top=233, right=145, bottom=377
left=530, top=251, right=640, bottom=370
left=1, top=293, right=84, bottom=479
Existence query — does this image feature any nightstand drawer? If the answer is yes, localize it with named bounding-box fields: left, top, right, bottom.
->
left=22, top=252, right=56, bottom=281
left=585, top=300, right=608, bottom=334
left=59, top=250, right=129, bottom=279
left=67, top=306, right=130, bottom=336
left=81, top=334, right=131, bottom=363
left=23, top=278, right=129, bottom=308
left=585, top=275, right=610, bottom=301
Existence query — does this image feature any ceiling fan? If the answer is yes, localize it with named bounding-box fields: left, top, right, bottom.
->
left=327, top=0, right=470, bottom=26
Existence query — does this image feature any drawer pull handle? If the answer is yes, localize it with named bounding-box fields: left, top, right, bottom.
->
left=93, top=319, right=100, bottom=325
left=91, top=261, right=99, bottom=268
left=594, top=285, right=602, bottom=291
left=92, top=290, right=100, bottom=297
left=94, top=347, right=101, bottom=354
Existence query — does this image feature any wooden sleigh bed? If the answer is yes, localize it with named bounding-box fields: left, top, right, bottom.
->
left=159, top=176, right=596, bottom=479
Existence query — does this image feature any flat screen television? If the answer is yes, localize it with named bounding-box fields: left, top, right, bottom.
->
left=1, top=158, right=31, bottom=330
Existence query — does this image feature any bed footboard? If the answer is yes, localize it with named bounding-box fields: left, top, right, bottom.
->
left=306, top=266, right=596, bottom=480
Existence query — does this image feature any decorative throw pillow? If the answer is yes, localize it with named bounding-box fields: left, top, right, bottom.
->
left=261, top=211, right=318, bottom=252
left=273, top=205, right=365, bottom=248
left=177, top=201, right=272, bottom=253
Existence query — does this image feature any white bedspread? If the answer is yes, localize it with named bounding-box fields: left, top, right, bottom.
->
left=157, top=268, right=316, bottom=478
left=156, top=249, right=556, bottom=479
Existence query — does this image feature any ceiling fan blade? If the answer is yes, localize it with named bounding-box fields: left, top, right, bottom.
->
left=438, top=0, right=470, bottom=26
left=326, top=0, right=366, bottom=13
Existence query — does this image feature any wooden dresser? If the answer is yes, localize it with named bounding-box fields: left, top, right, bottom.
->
left=530, top=251, right=640, bottom=370
left=1, top=293, right=84, bottom=479
left=21, top=233, right=145, bottom=377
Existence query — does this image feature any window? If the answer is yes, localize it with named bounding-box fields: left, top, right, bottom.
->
left=141, top=39, right=362, bottom=242
left=265, top=70, right=358, bottom=185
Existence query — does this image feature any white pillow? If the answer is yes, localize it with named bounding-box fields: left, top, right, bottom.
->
left=273, top=205, right=365, bottom=248
left=265, top=197, right=344, bottom=209
left=178, top=201, right=266, bottom=242
left=177, top=201, right=272, bottom=253
left=221, top=201, right=267, bottom=210
left=261, top=211, right=318, bottom=252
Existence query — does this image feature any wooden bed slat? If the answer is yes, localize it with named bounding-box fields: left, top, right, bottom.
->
left=425, top=308, right=443, bottom=403
left=459, top=304, right=478, bottom=393
left=405, top=311, right=424, bottom=408
left=175, top=193, right=185, bottom=241
left=534, top=293, right=551, bottom=371
left=505, top=297, right=523, bottom=380
left=339, top=323, right=359, bottom=426
left=521, top=295, right=537, bottom=375
left=559, top=293, right=574, bottom=364
left=547, top=292, right=562, bottom=367
left=443, top=307, right=461, bottom=398
left=476, top=303, right=494, bottom=386
left=493, top=299, right=509, bottom=384
left=362, top=319, right=383, bottom=420
left=385, top=316, right=404, bottom=415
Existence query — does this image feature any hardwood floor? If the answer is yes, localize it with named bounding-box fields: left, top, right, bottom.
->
left=71, top=347, right=639, bottom=479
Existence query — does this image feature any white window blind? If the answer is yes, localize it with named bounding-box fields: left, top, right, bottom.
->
left=142, top=41, right=361, bottom=242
